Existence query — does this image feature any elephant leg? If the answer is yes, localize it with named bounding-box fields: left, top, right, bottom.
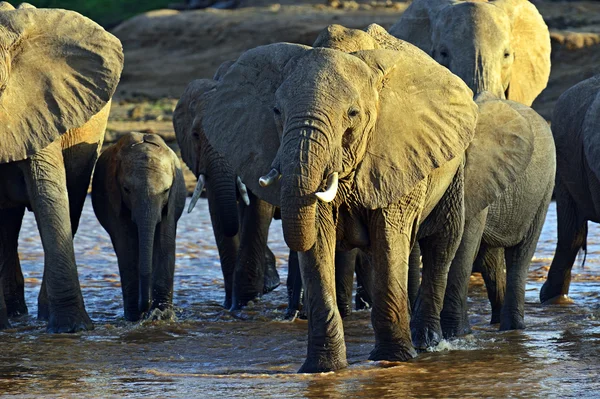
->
left=298, top=204, right=347, bottom=373
left=231, top=193, right=275, bottom=309
left=408, top=242, right=421, bottom=310
left=440, top=208, right=487, bottom=339
left=478, top=246, right=506, bottom=324
left=411, top=173, right=464, bottom=350
left=285, top=250, right=304, bottom=320
left=37, top=271, right=49, bottom=321
left=368, top=205, right=419, bottom=362
left=355, top=250, right=372, bottom=311
left=263, top=246, right=280, bottom=294
left=107, top=222, right=140, bottom=321
left=151, top=219, right=177, bottom=312
left=501, top=200, right=550, bottom=331
left=335, top=249, right=356, bottom=319
left=0, top=207, right=28, bottom=318
left=21, top=140, right=92, bottom=332
left=540, top=185, right=586, bottom=303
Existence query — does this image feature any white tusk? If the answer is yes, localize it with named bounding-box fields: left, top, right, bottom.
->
left=259, top=168, right=281, bottom=187
left=237, top=176, right=250, bottom=206
left=315, top=172, right=339, bottom=203
left=187, top=174, right=205, bottom=213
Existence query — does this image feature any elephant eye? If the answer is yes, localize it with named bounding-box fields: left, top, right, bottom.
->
left=192, top=130, right=200, bottom=139
left=348, top=107, right=360, bottom=118
left=163, top=188, right=170, bottom=194
left=273, top=107, right=281, bottom=115
left=439, top=50, right=448, bottom=58
left=504, top=51, right=511, bottom=58
left=123, top=186, right=131, bottom=194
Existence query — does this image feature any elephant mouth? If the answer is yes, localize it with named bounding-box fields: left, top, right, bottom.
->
left=260, top=168, right=339, bottom=203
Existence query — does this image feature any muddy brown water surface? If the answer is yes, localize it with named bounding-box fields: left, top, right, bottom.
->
left=1, top=199, right=599, bottom=398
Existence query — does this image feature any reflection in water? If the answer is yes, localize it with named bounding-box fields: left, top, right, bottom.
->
left=1, top=200, right=599, bottom=398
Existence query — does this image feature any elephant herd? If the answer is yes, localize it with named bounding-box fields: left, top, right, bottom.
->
left=0, top=0, right=598, bottom=373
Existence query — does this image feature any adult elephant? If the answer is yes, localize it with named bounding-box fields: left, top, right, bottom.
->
left=201, top=40, right=530, bottom=372
left=314, top=24, right=554, bottom=337
left=540, top=76, right=600, bottom=304
left=0, top=3, right=123, bottom=332
left=174, top=72, right=280, bottom=310
left=389, top=0, right=550, bottom=106
left=92, top=133, right=186, bottom=321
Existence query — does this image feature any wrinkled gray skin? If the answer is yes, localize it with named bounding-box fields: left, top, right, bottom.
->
left=390, top=0, right=551, bottom=107
left=439, top=97, right=555, bottom=337
left=174, top=71, right=280, bottom=310
left=202, top=42, right=486, bottom=372
left=540, top=76, right=600, bottom=304
left=92, top=133, right=186, bottom=321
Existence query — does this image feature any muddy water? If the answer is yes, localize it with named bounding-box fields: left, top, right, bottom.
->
left=1, top=199, right=599, bottom=398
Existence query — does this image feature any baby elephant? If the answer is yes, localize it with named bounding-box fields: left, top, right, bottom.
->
left=92, top=133, right=186, bottom=321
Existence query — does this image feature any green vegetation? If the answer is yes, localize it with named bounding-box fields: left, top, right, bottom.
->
left=17, top=0, right=174, bottom=27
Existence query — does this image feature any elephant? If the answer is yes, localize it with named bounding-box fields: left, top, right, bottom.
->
left=540, top=75, right=600, bottom=304
left=173, top=71, right=281, bottom=310
left=389, top=0, right=551, bottom=106
left=0, top=3, right=123, bottom=332
left=201, top=37, right=531, bottom=372
left=91, top=133, right=186, bottom=321
left=314, top=24, right=554, bottom=337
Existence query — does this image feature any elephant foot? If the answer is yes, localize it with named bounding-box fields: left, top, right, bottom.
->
left=263, top=258, right=281, bottom=295
left=6, top=298, right=28, bottom=318
left=369, top=341, right=417, bottom=362
left=411, top=320, right=443, bottom=350
left=37, top=301, right=50, bottom=322
left=490, top=310, right=501, bottom=325
left=222, top=295, right=232, bottom=310
left=124, top=308, right=142, bottom=322
left=46, top=304, right=93, bottom=333
left=298, top=353, right=348, bottom=373
left=499, top=314, right=526, bottom=331
left=230, top=290, right=262, bottom=310
left=441, top=318, right=471, bottom=339
left=0, top=309, right=10, bottom=330
left=540, top=280, right=570, bottom=304
left=541, top=294, right=574, bottom=306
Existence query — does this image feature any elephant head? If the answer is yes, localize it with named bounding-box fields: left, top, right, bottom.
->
left=0, top=2, right=123, bottom=163
left=389, top=0, right=550, bottom=106
left=173, top=73, right=246, bottom=238
left=95, top=132, right=185, bottom=316
left=202, top=43, right=478, bottom=252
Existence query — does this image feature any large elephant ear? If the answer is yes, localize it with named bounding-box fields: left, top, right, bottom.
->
left=0, top=7, right=124, bottom=163
left=463, top=92, right=534, bottom=219
left=494, top=0, right=550, bottom=106
left=388, top=0, right=451, bottom=52
left=173, top=79, right=217, bottom=173
left=352, top=48, right=478, bottom=209
left=202, top=43, right=311, bottom=206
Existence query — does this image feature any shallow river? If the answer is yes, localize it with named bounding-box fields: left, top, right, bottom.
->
left=1, top=199, right=599, bottom=398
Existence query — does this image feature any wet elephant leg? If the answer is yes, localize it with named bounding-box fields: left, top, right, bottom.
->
left=441, top=209, right=487, bottom=339
left=1, top=207, right=28, bottom=318
left=21, top=141, right=92, bottom=332
left=355, top=250, right=372, bottom=310
left=408, top=242, right=421, bottom=310
left=335, top=249, right=356, bottom=319
left=151, top=218, right=178, bottom=312
left=541, top=184, right=586, bottom=303
left=501, top=200, right=550, bottom=331
left=478, top=246, right=506, bottom=324
left=298, top=203, right=347, bottom=373
left=368, top=205, right=418, bottom=362
left=285, top=250, right=304, bottom=320
left=231, top=192, right=276, bottom=309
left=263, top=246, right=280, bottom=294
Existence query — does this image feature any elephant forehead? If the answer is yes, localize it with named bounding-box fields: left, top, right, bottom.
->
left=314, top=24, right=379, bottom=53
left=435, top=2, right=510, bottom=42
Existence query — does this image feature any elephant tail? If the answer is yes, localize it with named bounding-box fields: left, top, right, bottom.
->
left=579, top=223, right=588, bottom=269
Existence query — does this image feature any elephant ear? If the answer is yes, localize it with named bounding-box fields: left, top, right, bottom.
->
left=463, top=92, right=534, bottom=219
left=388, top=0, right=451, bottom=52
left=0, top=7, right=124, bottom=163
left=352, top=48, right=478, bottom=209
left=494, top=0, right=550, bottom=106
left=202, top=43, right=312, bottom=206
left=173, top=79, right=217, bottom=174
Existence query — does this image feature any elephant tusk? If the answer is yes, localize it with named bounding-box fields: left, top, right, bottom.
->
left=188, top=174, right=206, bottom=213
left=315, top=172, right=339, bottom=203
left=259, top=168, right=281, bottom=187
left=237, top=176, right=250, bottom=206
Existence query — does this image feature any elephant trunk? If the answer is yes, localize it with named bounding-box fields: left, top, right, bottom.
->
left=462, top=53, right=506, bottom=99
left=280, top=121, right=330, bottom=252
left=206, top=150, right=239, bottom=238
left=133, top=203, right=160, bottom=315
